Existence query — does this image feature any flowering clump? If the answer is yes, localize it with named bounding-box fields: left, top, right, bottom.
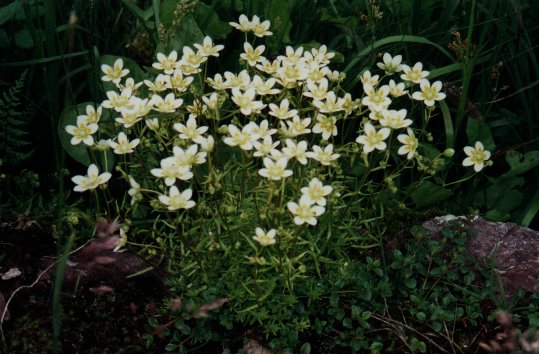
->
left=62, top=13, right=494, bottom=337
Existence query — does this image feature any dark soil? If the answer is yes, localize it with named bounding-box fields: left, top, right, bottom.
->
left=0, top=214, right=167, bottom=353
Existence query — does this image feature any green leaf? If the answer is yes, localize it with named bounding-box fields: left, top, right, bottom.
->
left=194, top=2, right=231, bottom=39
left=466, top=118, right=495, bottom=151
left=267, top=0, right=293, bottom=50
left=504, top=150, right=539, bottom=178
left=299, top=342, right=311, bottom=354
left=404, top=277, right=417, bottom=289
left=14, top=28, right=33, bottom=48
left=409, top=181, right=453, bottom=208
left=170, top=15, right=204, bottom=51
left=160, top=0, right=181, bottom=28
left=0, top=1, right=20, bottom=25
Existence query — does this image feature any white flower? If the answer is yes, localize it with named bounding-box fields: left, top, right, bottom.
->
left=376, top=53, right=403, bottom=74
left=411, top=79, right=446, bottom=107
left=223, top=124, right=260, bottom=150
left=170, top=69, right=194, bottom=92
left=258, top=157, right=293, bottom=180
left=65, top=116, right=98, bottom=146
left=388, top=79, right=408, bottom=97
left=113, top=228, right=128, bottom=252
left=240, top=42, right=266, bottom=66
left=71, top=164, right=111, bottom=192
left=151, top=157, right=193, bottom=186
left=253, top=136, right=280, bottom=157
left=197, top=135, right=215, bottom=152
left=77, top=105, right=102, bottom=124
left=380, top=109, right=412, bottom=129
left=312, top=114, right=338, bottom=140
left=128, top=176, right=141, bottom=205
left=172, top=144, right=206, bottom=167
left=360, top=70, right=379, bottom=86
left=251, top=17, right=272, bottom=37
left=400, top=62, right=429, bottom=83
left=253, top=227, right=276, bottom=246
left=252, top=76, right=280, bottom=96
left=361, top=84, right=391, bottom=111
left=151, top=93, right=183, bottom=113
left=300, top=178, right=332, bottom=206
left=268, top=98, right=298, bottom=120
left=180, top=46, right=206, bottom=68
left=101, top=88, right=132, bottom=112
left=144, top=74, right=171, bottom=92
left=306, top=144, right=340, bottom=165
left=193, top=36, right=224, bottom=57
left=282, top=139, right=309, bottom=165
left=312, top=92, right=342, bottom=113
left=231, top=88, right=265, bottom=115
left=173, top=117, right=208, bottom=144
left=462, top=141, right=491, bottom=172
left=287, top=195, right=325, bottom=226
left=355, top=123, right=391, bottom=153
left=229, top=14, right=253, bottom=32
left=101, top=58, right=129, bottom=84
left=109, top=132, right=140, bottom=154
left=303, top=78, right=330, bottom=101
left=397, top=128, right=418, bottom=160
left=152, top=51, right=179, bottom=74
left=145, top=118, right=159, bottom=131
left=158, top=186, right=196, bottom=211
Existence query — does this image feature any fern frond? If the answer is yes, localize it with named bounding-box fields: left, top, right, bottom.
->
left=0, top=69, right=34, bottom=166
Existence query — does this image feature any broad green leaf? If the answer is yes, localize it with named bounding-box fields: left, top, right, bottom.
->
left=409, top=181, right=452, bottom=208
left=466, top=118, right=495, bottom=151
left=14, top=28, right=33, bottom=48
left=267, top=0, right=293, bottom=50
left=0, top=1, right=20, bottom=25
left=504, top=150, right=539, bottom=178
left=194, top=2, right=231, bottom=39
left=0, top=29, right=9, bottom=47
left=299, top=343, right=311, bottom=354
left=439, top=101, right=454, bottom=148
left=170, top=15, right=204, bottom=51
left=159, top=0, right=181, bottom=28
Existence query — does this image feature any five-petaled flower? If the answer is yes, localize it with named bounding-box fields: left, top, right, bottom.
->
left=253, top=227, right=276, bottom=246
left=301, top=178, right=333, bottom=206
left=72, top=164, right=112, bottom=192
left=101, top=58, right=129, bottom=84
left=356, top=123, right=391, bottom=153
left=287, top=195, right=325, bottom=226
left=462, top=141, right=491, bottom=172
left=412, top=79, right=446, bottom=107
left=109, top=132, right=140, bottom=154
left=397, top=128, right=419, bottom=160
left=158, top=186, right=196, bottom=211
left=65, top=116, right=98, bottom=146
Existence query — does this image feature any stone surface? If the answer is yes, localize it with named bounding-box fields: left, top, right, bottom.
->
left=423, top=215, right=539, bottom=297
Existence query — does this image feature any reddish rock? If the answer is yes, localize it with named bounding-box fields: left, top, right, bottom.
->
left=422, top=216, right=539, bottom=297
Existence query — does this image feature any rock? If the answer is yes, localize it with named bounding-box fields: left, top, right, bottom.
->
left=422, top=215, right=539, bottom=297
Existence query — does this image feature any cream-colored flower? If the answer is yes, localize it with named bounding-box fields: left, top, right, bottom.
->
left=284, top=116, right=311, bottom=137
left=180, top=46, right=206, bottom=68
left=224, top=70, right=251, bottom=90
left=258, top=157, right=293, bottom=180
left=127, top=176, right=141, bottom=206
left=376, top=53, right=403, bottom=74
left=355, top=123, right=391, bottom=153
left=253, top=227, right=276, bottom=246
left=312, top=114, right=337, bottom=140
left=287, top=195, right=325, bottom=226
left=249, top=119, right=276, bottom=139
left=388, top=79, right=408, bottom=97
left=278, top=46, right=304, bottom=65
left=282, top=139, right=309, bottom=165
left=313, top=92, right=342, bottom=113
left=360, top=70, right=379, bottom=86
left=251, top=17, right=272, bottom=37
left=303, top=78, right=330, bottom=101
left=361, top=84, right=391, bottom=111
left=71, top=164, right=111, bottom=192
left=109, top=132, right=140, bottom=154
left=170, top=69, right=194, bottom=92
left=380, top=109, right=412, bottom=129
left=145, top=118, right=159, bottom=131
left=253, top=136, right=280, bottom=158
left=173, top=117, right=208, bottom=144
left=252, top=76, right=280, bottom=95
left=268, top=98, right=298, bottom=120
left=101, top=58, right=129, bottom=84
left=151, top=157, right=193, bottom=186
left=231, top=88, right=265, bottom=115
left=462, top=141, right=491, bottom=172
left=151, top=93, right=183, bottom=113
left=144, top=74, right=171, bottom=92
left=65, top=116, right=98, bottom=146
left=300, top=178, right=332, bottom=206
left=411, top=79, right=446, bottom=107
left=223, top=124, right=260, bottom=150
left=172, top=144, right=206, bottom=167
left=193, top=36, right=224, bottom=57
left=397, top=128, right=418, bottom=159
left=229, top=14, right=253, bottom=32
left=158, top=186, right=195, bottom=211
left=153, top=51, right=179, bottom=74
left=197, top=135, right=215, bottom=153
left=240, top=42, right=266, bottom=66
left=77, top=105, right=102, bottom=124
left=400, top=62, right=429, bottom=83
left=306, top=144, right=340, bottom=165
left=101, top=88, right=132, bottom=112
